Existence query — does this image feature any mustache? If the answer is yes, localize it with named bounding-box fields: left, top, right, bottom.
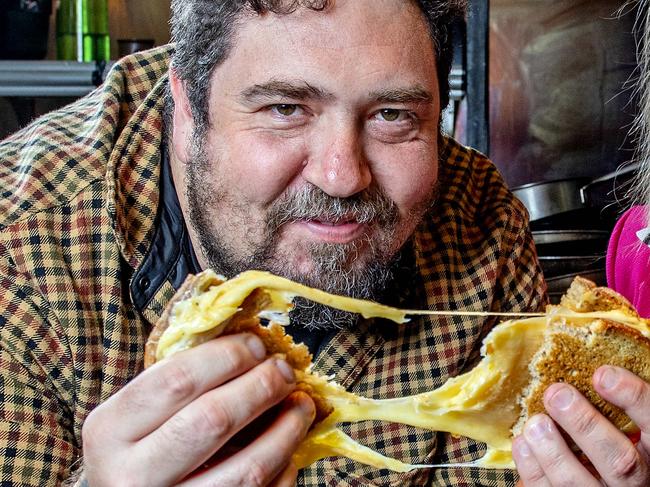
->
left=266, top=184, right=400, bottom=231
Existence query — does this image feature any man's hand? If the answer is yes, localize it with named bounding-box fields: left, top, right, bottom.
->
left=81, top=333, right=315, bottom=487
left=513, top=365, right=650, bottom=486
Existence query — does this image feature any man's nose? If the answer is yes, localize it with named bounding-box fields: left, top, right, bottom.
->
left=302, top=125, right=372, bottom=198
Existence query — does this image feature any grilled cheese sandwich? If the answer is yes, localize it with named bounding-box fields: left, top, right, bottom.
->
left=144, top=271, right=650, bottom=471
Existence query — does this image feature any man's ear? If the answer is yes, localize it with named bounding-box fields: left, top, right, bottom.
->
left=169, top=68, right=194, bottom=164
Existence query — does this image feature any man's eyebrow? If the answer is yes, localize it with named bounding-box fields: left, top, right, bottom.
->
left=371, top=87, right=434, bottom=104
left=240, top=80, right=333, bottom=103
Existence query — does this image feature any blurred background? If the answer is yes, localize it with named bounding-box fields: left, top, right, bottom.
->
left=0, top=0, right=170, bottom=139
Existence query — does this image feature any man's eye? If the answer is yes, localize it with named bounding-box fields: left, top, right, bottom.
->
left=379, top=109, right=403, bottom=122
left=273, top=104, right=298, bottom=116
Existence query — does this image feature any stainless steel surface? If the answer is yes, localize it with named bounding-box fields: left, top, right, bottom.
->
left=580, top=162, right=640, bottom=208
left=466, top=0, right=490, bottom=155
left=0, top=60, right=97, bottom=72
left=512, top=178, right=589, bottom=222
left=0, top=60, right=111, bottom=97
left=538, top=254, right=605, bottom=277
left=546, top=269, right=607, bottom=288
left=532, top=230, right=609, bottom=246
left=533, top=229, right=609, bottom=261
left=0, top=70, right=94, bottom=85
left=449, top=66, right=465, bottom=101
left=0, top=86, right=96, bottom=97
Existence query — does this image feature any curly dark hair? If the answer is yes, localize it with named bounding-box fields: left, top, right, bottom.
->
left=167, top=0, right=466, bottom=132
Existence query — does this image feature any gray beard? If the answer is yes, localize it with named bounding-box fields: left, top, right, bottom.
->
left=184, top=131, right=435, bottom=331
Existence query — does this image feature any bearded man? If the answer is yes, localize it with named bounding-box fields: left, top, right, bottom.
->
left=0, top=1, right=547, bottom=486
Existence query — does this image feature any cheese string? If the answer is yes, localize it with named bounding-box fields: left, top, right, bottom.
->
left=406, top=310, right=545, bottom=317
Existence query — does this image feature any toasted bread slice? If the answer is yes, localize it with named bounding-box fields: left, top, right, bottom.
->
left=514, top=277, right=650, bottom=436
left=560, top=275, right=639, bottom=316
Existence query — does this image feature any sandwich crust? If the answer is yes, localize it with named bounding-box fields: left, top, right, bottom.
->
left=515, top=319, right=650, bottom=435
left=514, top=277, right=650, bottom=436
left=144, top=272, right=203, bottom=368
left=144, top=272, right=333, bottom=423
left=560, top=275, right=639, bottom=316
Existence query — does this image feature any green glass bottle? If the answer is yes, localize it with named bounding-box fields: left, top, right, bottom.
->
left=57, top=0, right=110, bottom=61
left=94, top=0, right=111, bottom=62
left=56, top=0, right=77, bottom=60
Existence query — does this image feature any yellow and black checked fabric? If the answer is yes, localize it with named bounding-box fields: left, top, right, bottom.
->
left=0, top=46, right=546, bottom=486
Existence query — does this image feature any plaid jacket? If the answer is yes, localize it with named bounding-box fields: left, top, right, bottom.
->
left=0, top=47, right=547, bottom=486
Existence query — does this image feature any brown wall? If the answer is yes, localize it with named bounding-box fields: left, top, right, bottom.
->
left=108, top=0, right=171, bottom=56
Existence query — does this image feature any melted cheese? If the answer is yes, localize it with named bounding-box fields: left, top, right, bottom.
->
left=292, top=316, right=548, bottom=470
left=157, top=270, right=408, bottom=361
left=155, top=270, right=650, bottom=472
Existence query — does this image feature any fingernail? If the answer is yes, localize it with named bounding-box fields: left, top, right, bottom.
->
left=514, top=438, right=532, bottom=458
left=247, top=335, right=266, bottom=360
left=275, top=358, right=295, bottom=383
left=295, top=392, right=316, bottom=420
left=599, top=367, right=619, bottom=390
left=548, top=386, right=574, bottom=411
left=525, top=416, right=553, bottom=441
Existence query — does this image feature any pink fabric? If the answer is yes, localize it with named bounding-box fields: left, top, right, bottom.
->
left=607, top=206, right=650, bottom=318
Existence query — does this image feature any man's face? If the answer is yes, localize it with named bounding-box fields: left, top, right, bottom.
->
left=171, top=0, right=440, bottom=327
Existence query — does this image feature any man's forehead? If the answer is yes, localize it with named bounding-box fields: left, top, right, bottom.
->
left=211, top=0, right=439, bottom=106
left=227, top=1, right=434, bottom=64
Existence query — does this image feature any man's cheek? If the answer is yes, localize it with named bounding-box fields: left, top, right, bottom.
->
left=233, top=143, right=305, bottom=203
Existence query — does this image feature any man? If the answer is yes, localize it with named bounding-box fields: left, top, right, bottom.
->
left=0, top=1, right=551, bottom=485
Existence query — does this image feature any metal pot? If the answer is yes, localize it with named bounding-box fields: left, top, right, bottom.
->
left=580, top=162, right=640, bottom=210
left=512, top=178, right=590, bottom=222
left=532, top=229, right=609, bottom=246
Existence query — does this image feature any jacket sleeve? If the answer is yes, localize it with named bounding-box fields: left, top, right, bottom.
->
left=491, top=198, right=548, bottom=315
left=0, top=263, right=79, bottom=486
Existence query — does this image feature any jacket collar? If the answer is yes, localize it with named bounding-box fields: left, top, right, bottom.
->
left=105, top=46, right=173, bottom=272
left=102, top=47, right=184, bottom=325
left=129, top=143, right=202, bottom=319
